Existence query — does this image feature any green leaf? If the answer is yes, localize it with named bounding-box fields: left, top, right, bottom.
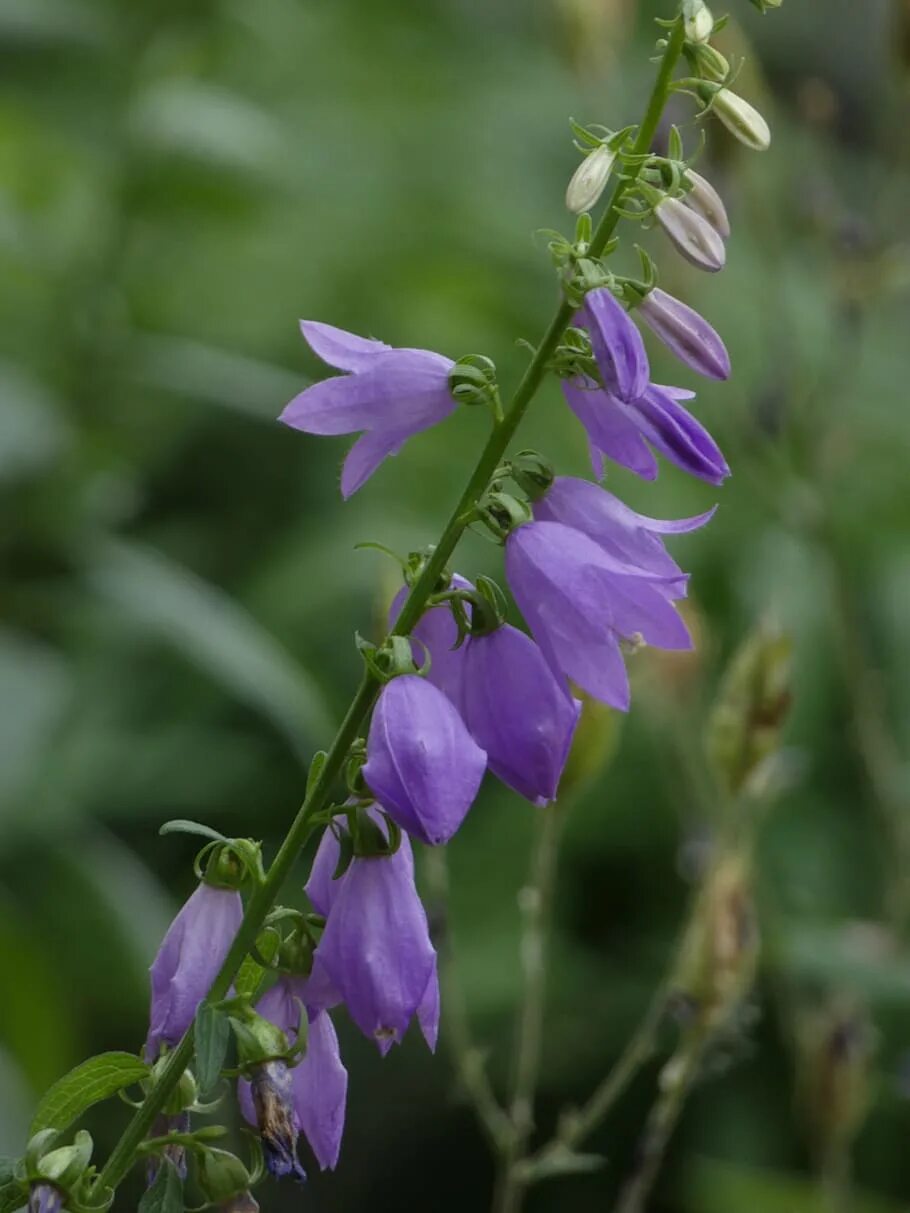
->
left=30, top=1052, right=150, bottom=1136
left=306, top=751, right=327, bottom=798
left=194, top=1004, right=231, bottom=1096
left=234, top=931, right=280, bottom=1002
left=138, top=1158, right=183, bottom=1213
left=0, top=1181, right=25, bottom=1213
left=0, top=1163, right=16, bottom=1188
left=88, top=540, right=333, bottom=758
left=159, top=820, right=228, bottom=844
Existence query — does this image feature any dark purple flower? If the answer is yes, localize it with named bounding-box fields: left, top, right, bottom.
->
left=238, top=976, right=348, bottom=1172
left=242, top=1060, right=306, bottom=1181
left=362, top=674, right=486, bottom=846
left=578, top=288, right=649, bottom=403
left=146, top=882, right=242, bottom=1060
left=562, top=377, right=729, bottom=486
left=315, top=833, right=436, bottom=1053
left=534, top=476, right=714, bottom=586
left=459, top=625, right=581, bottom=806
left=505, top=520, right=692, bottom=710
left=280, top=321, right=456, bottom=498
left=637, top=288, right=731, bottom=381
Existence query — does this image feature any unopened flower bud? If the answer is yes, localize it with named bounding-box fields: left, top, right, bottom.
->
left=196, top=1147, right=256, bottom=1206
left=230, top=1009, right=290, bottom=1069
left=713, top=89, right=771, bottom=151
left=565, top=144, right=616, bottom=214
left=683, top=0, right=714, bottom=43
left=510, top=450, right=555, bottom=501
left=683, top=168, right=730, bottom=240
left=675, top=850, right=758, bottom=1028
left=33, top=1132, right=93, bottom=1192
left=689, top=41, right=730, bottom=83
left=797, top=1002, right=872, bottom=1166
left=637, top=287, right=730, bottom=381
left=655, top=195, right=726, bottom=272
left=706, top=622, right=792, bottom=798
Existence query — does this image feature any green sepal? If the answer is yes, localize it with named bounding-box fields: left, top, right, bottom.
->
left=228, top=1008, right=289, bottom=1070
left=305, top=750, right=328, bottom=799
left=194, top=1004, right=231, bottom=1096
left=331, top=826, right=355, bottom=881
left=137, top=1158, right=184, bottom=1213
left=235, top=929, right=282, bottom=1002
left=30, top=1054, right=150, bottom=1137
left=159, top=821, right=228, bottom=844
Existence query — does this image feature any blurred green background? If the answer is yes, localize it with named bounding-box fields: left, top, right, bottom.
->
left=1, top=0, right=910, bottom=1209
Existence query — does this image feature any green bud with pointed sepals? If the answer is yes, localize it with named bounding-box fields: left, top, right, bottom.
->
left=229, top=1008, right=290, bottom=1071
left=196, top=1148, right=255, bottom=1207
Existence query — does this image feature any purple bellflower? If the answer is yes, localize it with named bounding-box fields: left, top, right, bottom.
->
left=362, top=674, right=487, bottom=846
left=578, top=288, right=649, bottom=403
left=28, top=1187, right=63, bottom=1213
left=637, top=288, right=731, bottom=381
left=238, top=976, right=348, bottom=1173
left=505, top=519, right=692, bottom=710
left=146, top=881, right=242, bottom=1061
left=562, top=377, right=729, bottom=485
left=534, top=476, right=714, bottom=586
left=312, top=826, right=438, bottom=1054
left=390, top=580, right=581, bottom=805
left=280, top=321, right=456, bottom=498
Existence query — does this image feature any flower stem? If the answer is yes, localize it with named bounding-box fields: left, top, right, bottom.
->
left=94, top=11, right=686, bottom=1197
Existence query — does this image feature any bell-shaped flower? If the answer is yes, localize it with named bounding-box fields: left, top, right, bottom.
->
left=362, top=674, right=486, bottom=846
left=534, top=476, right=714, bottom=587
left=280, top=321, right=456, bottom=498
left=637, top=288, right=731, bottom=381
left=315, top=833, right=437, bottom=1053
left=459, top=625, right=581, bottom=806
left=146, top=881, right=243, bottom=1060
left=577, top=288, right=650, bottom=403
left=505, top=520, right=692, bottom=710
left=238, top=976, right=348, bottom=1173
left=562, top=376, right=729, bottom=486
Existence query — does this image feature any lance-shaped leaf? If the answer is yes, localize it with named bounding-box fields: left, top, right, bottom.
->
left=30, top=1052, right=150, bottom=1136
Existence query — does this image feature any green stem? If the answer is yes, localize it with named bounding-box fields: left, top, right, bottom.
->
left=95, top=12, right=686, bottom=1197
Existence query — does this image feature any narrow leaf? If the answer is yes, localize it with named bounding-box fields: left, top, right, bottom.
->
left=30, top=1053, right=149, bottom=1136
left=159, top=819, right=228, bottom=843
left=194, top=1004, right=231, bottom=1095
left=305, top=751, right=327, bottom=798
left=138, top=1158, right=183, bottom=1213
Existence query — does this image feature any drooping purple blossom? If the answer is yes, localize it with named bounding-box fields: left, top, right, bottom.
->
left=391, top=579, right=581, bottom=806
left=146, top=881, right=243, bottom=1060
left=637, top=288, right=731, bottom=381
left=238, top=976, right=348, bottom=1173
left=146, top=1112, right=191, bottom=1185
left=280, top=321, right=456, bottom=498
left=362, top=674, right=487, bottom=846
left=505, top=520, right=692, bottom=710
left=314, top=830, right=437, bottom=1054
left=578, top=288, right=649, bottom=403
left=534, top=476, right=714, bottom=586
left=28, top=1186, right=63, bottom=1213
left=458, top=625, right=581, bottom=806
left=562, top=376, right=729, bottom=485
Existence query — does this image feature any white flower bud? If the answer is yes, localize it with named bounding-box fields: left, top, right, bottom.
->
left=655, top=195, right=726, bottom=273
left=713, top=89, right=771, bottom=151
left=684, top=168, right=730, bottom=240
left=683, top=0, right=714, bottom=43
left=565, top=144, right=616, bottom=215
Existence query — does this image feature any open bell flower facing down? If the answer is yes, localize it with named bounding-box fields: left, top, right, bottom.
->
left=636, top=288, right=731, bottom=381
left=562, top=377, right=729, bottom=485
left=312, top=825, right=438, bottom=1054
left=280, top=321, right=456, bottom=498
left=505, top=519, right=693, bottom=710
left=362, top=674, right=487, bottom=846
left=238, top=976, right=348, bottom=1173
left=146, top=880, right=243, bottom=1060
left=389, top=582, right=581, bottom=805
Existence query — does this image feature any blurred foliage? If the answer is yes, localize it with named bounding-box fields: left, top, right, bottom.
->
left=0, top=0, right=909, bottom=1209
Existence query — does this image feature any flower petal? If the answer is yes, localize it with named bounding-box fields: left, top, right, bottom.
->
left=562, top=378, right=658, bottom=481
left=280, top=350, right=455, bottom=437
left=625, top=385, right=730, bottom=485
left=300, top=320, right=390, bottom=372
left=580, top=288, right=650, bottom=402
left=292, top=1010, right=348, bottom=1171
left=340, top=428, right=407, bottom=498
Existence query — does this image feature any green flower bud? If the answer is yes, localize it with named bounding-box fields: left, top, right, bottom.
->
left=196, top=1148, right=254, bottom=1206
left=706, top=622, right=792, bottom=799
left=796, top=1001, right=872, bottom=1168
left=509, top=450, right=555, bottom=501
left=32, top=1132, right=93, bottom=1191
left=683, top=0, right=714, bottom=43
left=713, top=88, right=771, bottom=151
left=565, top=144, right=616, bottom=215
left=230, top=1008, right=290, bottom=1069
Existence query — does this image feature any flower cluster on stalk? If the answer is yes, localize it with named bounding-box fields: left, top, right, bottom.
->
left=132, top=4, right=776, bottom=1197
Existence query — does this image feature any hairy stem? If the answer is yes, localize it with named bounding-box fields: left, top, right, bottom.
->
left=95, top=11, right=686, bottom=1197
